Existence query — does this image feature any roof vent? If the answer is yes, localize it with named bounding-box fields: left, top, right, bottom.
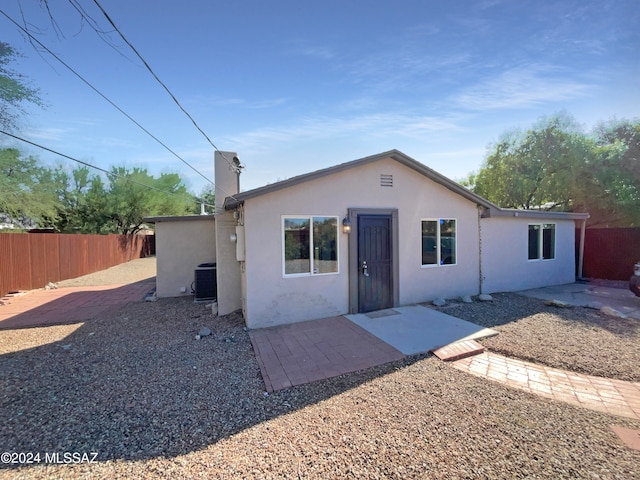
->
left=380, top=174, right=393, bottom=187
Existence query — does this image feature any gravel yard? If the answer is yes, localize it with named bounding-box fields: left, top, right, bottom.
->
left=431, top=293, right=640, bottom=382
left=1, top=259, right=639, bottom=479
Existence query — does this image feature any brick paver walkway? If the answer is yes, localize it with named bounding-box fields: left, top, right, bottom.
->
left=0, top=280, right=155, bottom=329
left=250, top=315, right=640, bottom=421
left=249, top=316, right=404, bottom=392
left=452, top=351, right=640, bottom=420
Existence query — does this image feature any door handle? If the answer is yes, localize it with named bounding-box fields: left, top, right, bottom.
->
left=362, top=260, right=369, bottom=277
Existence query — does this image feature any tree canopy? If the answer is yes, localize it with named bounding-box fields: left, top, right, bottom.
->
left=0, top=41, right=203, bottom=233
left=1, top=149, right=200, bottom=233
left=462, top=114, right=640, bottom=227
left=0, top=42, right=44, bottom=131
left=52, top=165, right=197, bottom=234
left=0, top=148, right=59, bottom=227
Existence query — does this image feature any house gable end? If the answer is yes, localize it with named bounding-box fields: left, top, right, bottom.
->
left=224, top=150, right=497, bottom=211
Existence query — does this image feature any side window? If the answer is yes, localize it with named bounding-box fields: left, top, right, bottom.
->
left=312, top=216, right=338, bottom=274
left=421, top=220, right=437, bottom=265
left=528, top=223, right=555, bottom=260
left=283, top=216, right=338, bottom=276
left=542, top=224, right=555, bottom=259
left=284, top=217, right=310, bottom=274
left=528, top=225, right=540, bottom=260
left=421, top=219, right=456, bottom=266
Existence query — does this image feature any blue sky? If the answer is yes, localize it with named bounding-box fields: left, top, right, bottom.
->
left=1, top=0, right=638, bottom=195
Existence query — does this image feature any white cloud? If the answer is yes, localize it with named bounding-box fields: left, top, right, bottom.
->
left=28, top=127, right=73, bottom=142
left=453, top=65, right=593, bottom=110
left=225, top=111, right=464, bottom=152
left=346, top=48, right=471, bottom=92
left=292, top=45, right=336, bottom=61
left=189, top=95, right=287, bottom=110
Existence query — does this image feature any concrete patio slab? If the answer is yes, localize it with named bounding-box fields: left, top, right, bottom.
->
left=519, top=282, right=640, bottom=319
left=346, top=305, right=498, bottom=355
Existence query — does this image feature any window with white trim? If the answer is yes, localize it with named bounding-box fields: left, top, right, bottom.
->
left=283, top=216, right=338, bottom=276
left=528, top=223, right=555, bottom=260
left=421, top=219, right=456, bottom=266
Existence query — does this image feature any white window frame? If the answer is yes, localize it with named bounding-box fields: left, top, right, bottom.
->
left=282, top=215, right=339, bottom=277
left=421, top=218, right=457, bottom=268
left=528, top=223, right=556, bottom=261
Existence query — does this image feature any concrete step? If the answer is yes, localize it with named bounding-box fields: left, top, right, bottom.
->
left=431, top=339, right=485, bottom=361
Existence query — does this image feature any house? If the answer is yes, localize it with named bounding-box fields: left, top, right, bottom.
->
left=149, top=150, right=589, bottom=330
left=143, top=214, right=215, bottom=298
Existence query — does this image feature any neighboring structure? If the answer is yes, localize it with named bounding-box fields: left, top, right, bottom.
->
left=144, top=215, right=215, bottom=298
left=151, top=150, right=589, bottom=330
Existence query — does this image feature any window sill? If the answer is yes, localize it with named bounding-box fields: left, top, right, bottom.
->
left=283, top=271, right=340, bottom=278
left=421, top=263, right=457, bottom=269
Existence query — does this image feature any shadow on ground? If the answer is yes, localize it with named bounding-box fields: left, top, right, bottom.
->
left=0, top=279, right=155, bottom=330
left=0, top=295, right=426, bottom=467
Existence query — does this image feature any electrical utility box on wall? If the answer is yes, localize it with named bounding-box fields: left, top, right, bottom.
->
left=194, top=263, right=216, bottom=302
left=235, top=225, right=246, bottom=261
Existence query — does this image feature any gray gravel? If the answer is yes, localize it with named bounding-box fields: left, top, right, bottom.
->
left=1, top=260, right=639, bottom=479
left=431, top=292, right=640, bottom=382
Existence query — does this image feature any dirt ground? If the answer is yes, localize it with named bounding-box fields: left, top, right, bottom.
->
left=55, top=257, right=157, bottom=287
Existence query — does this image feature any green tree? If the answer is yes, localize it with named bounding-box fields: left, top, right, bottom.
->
left=152, top=172, right=195, bottom=217
left=79, top=175, right=111, bottom=233
left=100, top=167, right=195, bottom=234
left=48, top=165, right=197, bottom=234
left=462, top=114, right=640, bottom=226
left=587, top=119, right=640, bottom=226
left=463, top=113, right=590, bottom=210
left=0, top=42, right=44, bottom=131
left=0, top=148, right=59, bottom=227
left=51, top=165, right=110, bottom=233
left=193, top=184, right=215, bottom=214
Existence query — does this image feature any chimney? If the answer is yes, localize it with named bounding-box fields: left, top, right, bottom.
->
left=214, top=150, right=243, bottom=316
left=214, top=151, right=241, bottom=214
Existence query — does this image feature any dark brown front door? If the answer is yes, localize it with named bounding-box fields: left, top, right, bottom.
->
left=358, top=214, right=393, bottom=312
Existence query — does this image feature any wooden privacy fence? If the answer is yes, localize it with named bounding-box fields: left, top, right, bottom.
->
left=577, top=228, right=640, bottom=281
left=0, top=233, right=155, bottom=297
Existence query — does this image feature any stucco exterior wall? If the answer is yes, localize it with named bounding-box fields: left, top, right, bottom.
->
left=155, top=218, right=216, bottom=298
left=480, top=216, right=577, bottom=293
left=214, top=151, right=243, bottom=315
left=241, top=157, right=482, bottom=329
left=214, top=210, right=242, bottom=315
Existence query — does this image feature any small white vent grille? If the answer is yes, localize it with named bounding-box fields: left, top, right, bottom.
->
left=380, top=174, right=393, bottom=187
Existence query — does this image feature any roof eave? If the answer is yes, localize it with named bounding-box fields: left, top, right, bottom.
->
left=144, top=214, right=216, bottom=224
left=487, top=208, right=590, bottom=220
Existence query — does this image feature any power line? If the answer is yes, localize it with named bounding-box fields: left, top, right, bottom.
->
left=2, top=6, right=241, bottom=203
left=90, top=0, right=242, bottom=173
left=0, top=129, right=214, bottom=208
left=0, top=8, right=215, bottom=187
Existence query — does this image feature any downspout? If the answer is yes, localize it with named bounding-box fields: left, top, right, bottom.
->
left=578, top=218, right=587, bottom=279
left=477, top=206, right=484, bottom=294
